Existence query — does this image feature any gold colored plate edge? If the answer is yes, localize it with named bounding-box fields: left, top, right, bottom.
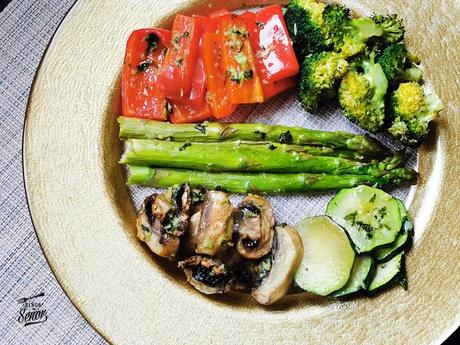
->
left=22, top=0, right=460, bottom=344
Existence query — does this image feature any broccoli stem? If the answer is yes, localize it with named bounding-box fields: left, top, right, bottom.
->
left=118, top=117, right=389, bottom=156
left=120, top=139, right=403, bottom=176
left=127, top=166, right=417, bottom=194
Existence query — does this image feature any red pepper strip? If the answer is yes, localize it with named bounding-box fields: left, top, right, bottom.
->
left=220, top=15, right=264, bottom=104
left=242, top=5, right=299, bottom=83
left=169, top=101, right=212, bottom=124
left=262, top=76, right=297, bottom=100
left=202, top=32, right=237, bottom=118
left=157, top=15, right=200, bottom=97
left=122, top=29, right=171, bottom=120
left=167, top=16, right=217, bottom=108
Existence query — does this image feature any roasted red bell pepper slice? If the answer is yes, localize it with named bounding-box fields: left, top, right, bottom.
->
left=169, top=101, right=212, bottom=124
left=220, top=15, right=264, bottom=104
left=167, top=16, right=218, bottom=108
left=242, top=5, right=299, bottom=83
left=202, top=32, right=237, bottom=118
left=262, top=76, right=297, bottom=100
left=157, top=15, right=200, bottom=98
left=122, top=29, right=171, bottom=120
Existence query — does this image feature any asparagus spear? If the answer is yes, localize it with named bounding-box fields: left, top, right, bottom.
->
left=127, top=166, right=418, bottom=194
left=120, top=139, right=404, bottom=176
left=118, top=116, right=388, bottom=156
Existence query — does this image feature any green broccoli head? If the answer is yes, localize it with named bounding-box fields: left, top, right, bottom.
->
left=388, top=82, right=444, bottom=146
left=336, top=18, right=384, bottom=58
left=284, top=0, right=331, bottom=59
left=298, top=51, right=349, bottom=112
left=372, top=14, right=405, bottom=44
left=376, top=43, right=421, bottom=83
left=338, top=53, right=389, bottom=133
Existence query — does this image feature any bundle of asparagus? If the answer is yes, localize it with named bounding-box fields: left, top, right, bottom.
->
left=118, top=117, right=417, bottom=194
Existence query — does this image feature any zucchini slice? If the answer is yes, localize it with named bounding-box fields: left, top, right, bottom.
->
left=374, top=200, right=413, bottom=262
left=330, top=256, right=375, bottom=298
left=294, top=216, right=355, bottom=296
left=326, top=186, right=402, bottom=253
left=368, top=252, right=406, bottom=293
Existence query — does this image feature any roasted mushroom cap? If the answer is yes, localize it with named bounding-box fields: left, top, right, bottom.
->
left=136, top=184, right=191, bottom=259
left=235, top=194, right=275, bottom=259
left=178, top=255, right=232, bottom=294
left=195, top=191, right=234, bottom=256
left=251, top=225, right=304, bottom=305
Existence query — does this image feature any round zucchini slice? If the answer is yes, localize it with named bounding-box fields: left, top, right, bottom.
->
left=330, top=256, right=375, bottom=298
left=374, top=199, right=413, bottom=262
left=294, top=216, right=355, bottom=296
left=326, top=185, right=402, bottom=253
left=368, top=252, right=406, bottom=293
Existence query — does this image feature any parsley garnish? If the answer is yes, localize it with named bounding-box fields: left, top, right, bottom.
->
left=254, top=130, right=267, bottom=140
left=194, top=123, right=206, bottom=134
left=255, top=21, right=265, bottom=29
left=279, top=131, right=293, bottom=144
left=267, top=143, right=277, bottom=150
left=178, top=142, right=192, bottom=151
left=369, top=194, right=376, bottom=203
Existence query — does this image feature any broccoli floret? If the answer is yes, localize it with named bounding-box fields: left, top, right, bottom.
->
left=388, top=82, right=444, bottom=146
left=373, top=14, right=405, bottom=44
left=377, top=43, right=421, bottom=83
left=284, top=0, right=331, bottom=59
left=298, top=51, right=349, bottom=111
left=338, top=53, right=389, bottom=132
left=334, top=17, right=384, bottom=58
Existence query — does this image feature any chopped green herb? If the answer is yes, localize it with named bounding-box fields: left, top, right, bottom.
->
left=255, top=21, right=265, bottom=29
left=369, top=194, right=376, bottom=203
left=145, top=33, right=160, bottom=54
left=234, top=52, right=248, bottom=66
left=136, top=61, right=150, bottom=72
left=194, top=123, right=207, bottom=134
left=267, top=143, right=277, bottom=150
left=356, top=221, right=374, bottom=239
left=344, top=211, right=358, bottom=225
left=165, top=100, right=173, bottom=114
left=253, top=130, right=267, bottom=140
left=279, top=131, right=293, bottom=144
left=178, top=142, right=192, bottom=151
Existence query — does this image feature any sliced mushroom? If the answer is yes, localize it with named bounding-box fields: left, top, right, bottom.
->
left=195, top=191, right=234, bottom=256
left=136, top=184, right=191, bottom=259
left=233, top=255, right=272, bottom=292
left=183, top=187, right=207, bottom=255
left=235, top=194, right=275, bottom=259
left=251, top=225, right=304, bottom=305
left=178, top=255, right=232, bottom=294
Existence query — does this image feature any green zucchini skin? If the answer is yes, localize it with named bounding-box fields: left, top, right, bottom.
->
left=373, top=199, right=414, bottom=263
left=367, top=252, right=407, bottom=295
left=330, top=256, right=375, bottom=298
left=326, top=186, right=402, bottom=253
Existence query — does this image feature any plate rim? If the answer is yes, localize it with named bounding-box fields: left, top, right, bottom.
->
left=22, top=0, right=460, bottom=344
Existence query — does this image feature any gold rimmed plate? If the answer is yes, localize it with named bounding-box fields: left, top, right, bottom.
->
left=24, top=0, right=460, bottom=344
